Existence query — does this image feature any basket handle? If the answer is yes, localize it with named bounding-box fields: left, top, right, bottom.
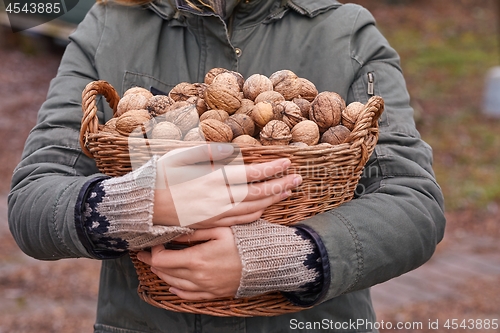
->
left=80, top=80, right=120, bottom=158
left=347, top=95, right=385, bottom=171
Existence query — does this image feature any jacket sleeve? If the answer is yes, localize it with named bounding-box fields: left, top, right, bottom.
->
left=7, top=3, right=109, bottom=260
left=298, top=6, right=446, bottom=303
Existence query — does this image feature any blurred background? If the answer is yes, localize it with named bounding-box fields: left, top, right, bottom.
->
left=0, top=0, right=499, bottom=332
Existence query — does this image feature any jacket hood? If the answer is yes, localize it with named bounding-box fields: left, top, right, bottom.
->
left=147, top=0, right=341, bottom=21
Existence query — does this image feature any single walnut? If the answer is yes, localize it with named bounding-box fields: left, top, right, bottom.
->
left=169, top=82, right=200, bottom=102
left=115, top=109, right=154, bottom=136
left=204, top=68, right=230, bottom=85
left=116, top=93, right=150, bottom=117
left=146, top=95, right=175, bottom=117
left=123, top=87, right=153, bottom=99
left=291, top=120, right=320, bottom=146
left=320, top=125, right=351, bottom=145
left=151, top=121, right=183, bottom=140
left=269, top=69, right=299, bottom=87
left=296, top=78, right=318, bottom=102
left=212, top=72, right=244, bottom=92
left=204, top=82, right=242, bottom=114
left=250, top=101, right=275, bottom=128
left=260, top=120, right=292, bottom=146
left=310, top=91, right=345, bottom=132
left=232, top=134, right=262, bottom=146
left=183, top=127, right=205, bottom=141
left=186, top=96, right=208, bottom=116
left=199, top=109, right=230, bottom=122
left=270, top=70, right=300, bottom=101
left=342, top=101, right=365, bottom=131
left=101, top=117, right=120, bottom=136
left=293, top=98, right=311, bottom=119
left=193, top=82, right=208, bottom=98
left=225, top=114, right=255, bottom=138
left=254, top=91, right=285, bottom=105
left=235, top=99, right=255, bottom=116
left=199, top=119, right=233, bottom=142
left=242, top=74, right=273, bottom=101
left=280, top=101, right=305, bottom=129
left=164, top=104, right=200, bottom=135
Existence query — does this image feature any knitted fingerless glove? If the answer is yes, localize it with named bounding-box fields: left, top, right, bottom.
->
left=83, top=157, right=192, bottom=251
left=231, top=219, right=322, bottom=298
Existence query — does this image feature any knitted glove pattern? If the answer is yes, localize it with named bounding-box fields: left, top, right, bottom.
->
left=231, top=219, right=322, bottom=298
left=84, top=157, right=192, bottom=251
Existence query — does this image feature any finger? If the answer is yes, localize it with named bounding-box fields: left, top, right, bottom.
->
left=174, top=228, right=224, bottom=242
left=231, top=173, right=302, bottom=201
left=158, top=143, right=235, bottom=167
left=169, top=287, right=219, bottom=301
left=151, top=269, right=200, bottom=292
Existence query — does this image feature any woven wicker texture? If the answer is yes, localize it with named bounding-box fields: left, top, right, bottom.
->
left=80, top=80, right=384, bottom=317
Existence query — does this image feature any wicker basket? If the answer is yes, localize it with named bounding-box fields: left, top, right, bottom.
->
left=80, top=80, right=384, bottom=317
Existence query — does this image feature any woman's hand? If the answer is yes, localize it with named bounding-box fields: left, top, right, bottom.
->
left=152, top=143, right=302, bottom=228
left=137, top=227, right=242, bottom=300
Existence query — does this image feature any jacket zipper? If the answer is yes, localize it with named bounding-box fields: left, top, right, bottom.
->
left=367, top=72, right=374, bottom=96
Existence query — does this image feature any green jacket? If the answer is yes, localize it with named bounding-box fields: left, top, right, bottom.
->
left=8, top=0, right=446, bottom=332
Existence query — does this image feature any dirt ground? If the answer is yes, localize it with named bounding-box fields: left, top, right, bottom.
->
left=1, top=1, right=499, bottom=331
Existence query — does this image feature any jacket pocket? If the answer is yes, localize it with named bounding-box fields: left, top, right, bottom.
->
left=122, top=71, right=177, bottom=97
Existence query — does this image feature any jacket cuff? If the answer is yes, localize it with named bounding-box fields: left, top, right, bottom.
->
left=281, top=224, right=331, bottom=307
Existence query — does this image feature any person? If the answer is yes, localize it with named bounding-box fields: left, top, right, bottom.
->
left=8, top=0, right=446, bottom=332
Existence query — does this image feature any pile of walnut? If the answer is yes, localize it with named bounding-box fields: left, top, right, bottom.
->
left=102, top=68, right=366, bottom=147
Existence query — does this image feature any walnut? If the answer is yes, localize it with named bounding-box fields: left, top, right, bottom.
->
left=342, top=101, right=364, bottom=131
left=242, top=74, right=273, bottom=101
left=309, top=91, right=345, bottom=132
left=235, top=99, right=255, bottom=116
left=232, top=134, right=262, bottom=146
left=146, top=95, right=175, bottom=117
left=259, top=120, right=292, bottom=146
left=212, top=72, right=244, bottom=92
left=270, top=70, right=299, bottom=100
left=250, top=101, right=275, bottom=128
left=204, top=68, right=230, bottom=85
left=183, top=127, right=205, bottom=142
left=199, top=109, right=230, bottom=123
left=296, top=78, right=318, bottom=102
left=320, top=125, right=351, bottom=145
left=204, top=82, right=242, bottom=114
left=186, top=96, right=208, bottom=116
left=151, top=121, right=183, bottom=140
left=199, top=119, right=233, bottom=142
left=291, top=120, right=320, bottom=146
left=225, top=114, right=255, bottom=138
left=101, top=117, right=120, bottom=136
left=169, top=82, right=200, bottom=102
left=164, top=104, right=200, bottom=135
left=115, top=109, right=154, bottom=137
left=280, top=101, right=305, bottom=129
left=116, top=93, right=150, bottom=117
left=292, top=98, right=311, bottom=119
left=254, top=91, right=285, bottom=105
left=123, top=87, right=153, bottom=99
left=193, top=82, right=208, bottom=98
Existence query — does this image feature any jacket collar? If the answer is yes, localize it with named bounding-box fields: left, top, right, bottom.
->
left=147, top=0, right=341, bottom=21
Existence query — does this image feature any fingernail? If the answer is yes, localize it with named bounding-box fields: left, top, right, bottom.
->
left=217, top=144, right=233, bottom=154
left=282, top=159, right=291, bottom=169
left=169, top=287, right=178, bottom=295
left=136, top=253, right=143, bottom=262
left=281, top=190, right=292, bottom=199
left=150, top=267, right=158, bottom=274
left=293, top=175, right=302, bottom=186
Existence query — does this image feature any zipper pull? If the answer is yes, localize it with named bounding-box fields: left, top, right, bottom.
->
left=367, top=72, right=374, bottom=96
